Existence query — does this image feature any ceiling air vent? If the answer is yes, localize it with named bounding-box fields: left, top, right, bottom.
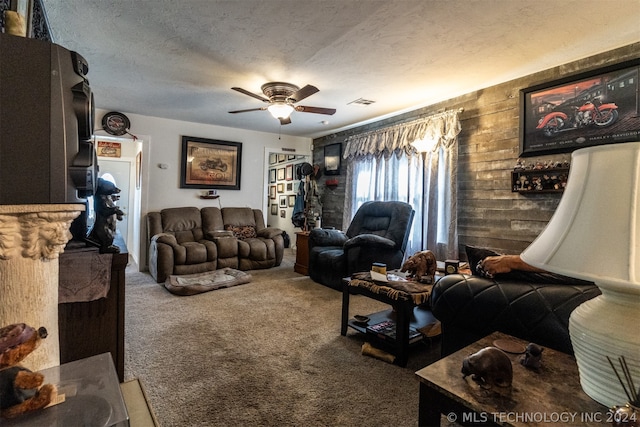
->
left=348, top=98, right=376, bottom=107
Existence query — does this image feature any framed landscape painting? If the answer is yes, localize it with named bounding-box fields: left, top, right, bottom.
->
left=181, top=136, right=242, bottom=189
left=519, top=59, right=640, bottom=157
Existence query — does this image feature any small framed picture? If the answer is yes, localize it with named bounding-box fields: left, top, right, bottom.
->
left=269, top=185, right=276, bottom=199
left=277, top=154, right=286, bottom=163
left=269, top=153, right=277, bottom=165
left=285, top=164, right=293, bottom=181
left=277, top=168, right=285, bottom=180
left=280, top=209, right=286, bottom=218
left=277, top=183, right=284, bottom=193
left=269, top=169, right=276, bottom=183
left=324, top=143, right=341, bottom=176
left=271, top=204, right=278, bottom=215
left=279, top=195, right=287, bottom=207
left=287, top=154, right=296, bottom=160
left=286, top=183, right=293, bottom=191
left=288, top=195, right=296, bottom=207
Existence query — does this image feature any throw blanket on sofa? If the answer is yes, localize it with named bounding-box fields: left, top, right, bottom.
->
left=165, top=268, right=252, bottom=296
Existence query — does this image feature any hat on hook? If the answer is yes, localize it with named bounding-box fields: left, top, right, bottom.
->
left=298, top=162, right=314, bottom=178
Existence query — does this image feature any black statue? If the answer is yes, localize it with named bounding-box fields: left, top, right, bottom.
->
left=87, top=178, right=124, bottom=253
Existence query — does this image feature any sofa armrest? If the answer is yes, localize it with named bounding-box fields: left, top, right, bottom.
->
left=344, top=234, right=395, bottom=250
left=152, top=233, right=179, bottom=247
left=309, top=228, right=348, bottom=248
left=150, top=233, right=189, bottom=264
left=257, top=227, right=283, bottom=239
left=149, top=235, right=176, bottom=283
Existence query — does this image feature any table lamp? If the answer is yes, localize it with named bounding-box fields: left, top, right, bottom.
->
left=521, top=141, right=640, bottom=407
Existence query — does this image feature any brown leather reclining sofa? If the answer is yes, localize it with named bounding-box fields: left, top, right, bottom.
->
left=147, top=206, right=284, bottom=283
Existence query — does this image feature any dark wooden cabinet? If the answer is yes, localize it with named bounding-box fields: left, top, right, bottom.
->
left=58, top=240, right=127, bottom=381
left=294, top=231, right=310, bottom=275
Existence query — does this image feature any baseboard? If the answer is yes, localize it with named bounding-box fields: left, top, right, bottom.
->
left=120, top=378, right=159, bottom=427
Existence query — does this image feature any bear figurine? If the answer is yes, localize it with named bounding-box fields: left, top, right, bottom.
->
left=461, top=346, right=513, bottom=388
left=520, top=343, right=544, bottom=369
left=0, top=323, right=56, bottom=419
left=401, top=250, right=437, bottom=283
left=87, top=177, right=124, bottom=253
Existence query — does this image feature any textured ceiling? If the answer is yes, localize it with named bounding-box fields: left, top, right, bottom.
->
left=42, top=0, right=640, bottom=138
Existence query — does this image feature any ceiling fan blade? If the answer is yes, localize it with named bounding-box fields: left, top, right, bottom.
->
left=279, top=117, right=292, bottom=125
left=228, top=107, right=267, bottom=114
left=295, top=105, right=336, bottom=115
left=290, top=85, right=319, bottom=102
left=231, top=87, right=270, bottom=103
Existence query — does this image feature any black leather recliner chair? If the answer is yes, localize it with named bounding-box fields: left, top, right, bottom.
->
left=308, top=201, right=415, bottom=290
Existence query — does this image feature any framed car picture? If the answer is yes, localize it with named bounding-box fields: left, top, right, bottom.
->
left=180, top=136, right=242, bottom=189
left=519, top=59, right=640, bottom=157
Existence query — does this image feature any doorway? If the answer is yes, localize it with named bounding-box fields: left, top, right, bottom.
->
left=98, top=159, right=131, bottom=248
left=94, top=135, right=144, bottom=266
left=263, top=149, right=311, bottom=241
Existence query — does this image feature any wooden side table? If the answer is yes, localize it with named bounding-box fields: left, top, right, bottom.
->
left=342, top=276, right=435, bottom=367
left=294, top=231, right=310, bottom=275
left=415, top=331, right=608, bottom=426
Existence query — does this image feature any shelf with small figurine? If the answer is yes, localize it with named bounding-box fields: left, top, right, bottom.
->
left=511, top=159, right=570, bottom=193
left=200, top=190, right=220, bottom=199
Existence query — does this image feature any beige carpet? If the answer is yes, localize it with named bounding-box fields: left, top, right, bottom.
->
left=124, top=249, right=444, bottom=426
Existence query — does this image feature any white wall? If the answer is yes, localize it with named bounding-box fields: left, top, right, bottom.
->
left=95, top=109, right=312, bottom=269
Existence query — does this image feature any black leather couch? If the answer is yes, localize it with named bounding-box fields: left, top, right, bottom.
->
left=430, top=247, right=601, bottom=356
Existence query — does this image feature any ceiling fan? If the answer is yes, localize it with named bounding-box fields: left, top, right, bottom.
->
left=229, top=82, right=336, bottom=125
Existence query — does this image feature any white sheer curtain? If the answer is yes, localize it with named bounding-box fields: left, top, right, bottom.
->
left=343, top=110, right=461, bottom=260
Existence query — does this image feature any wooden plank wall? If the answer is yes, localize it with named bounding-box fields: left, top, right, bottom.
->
left=312, top=42, right=640, bottom=259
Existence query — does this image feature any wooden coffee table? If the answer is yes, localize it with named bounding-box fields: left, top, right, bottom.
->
left=415, top=331, right=608, bottom=426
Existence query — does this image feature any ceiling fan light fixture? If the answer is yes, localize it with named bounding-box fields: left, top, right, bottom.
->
left=267, top=103, right=294, bottom=119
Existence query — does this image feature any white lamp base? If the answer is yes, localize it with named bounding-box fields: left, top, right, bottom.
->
left=569, top=287, right=640, bottom=407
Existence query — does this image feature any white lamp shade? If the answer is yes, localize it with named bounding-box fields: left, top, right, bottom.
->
left=267, top=103, right=294, bottom=119
left=521, top=141, right=640, bottom=408
left=521, top=142, right=640, bottom=294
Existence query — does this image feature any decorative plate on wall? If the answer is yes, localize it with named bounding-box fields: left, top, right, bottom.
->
left=101, top=111, right=130, bottom=136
